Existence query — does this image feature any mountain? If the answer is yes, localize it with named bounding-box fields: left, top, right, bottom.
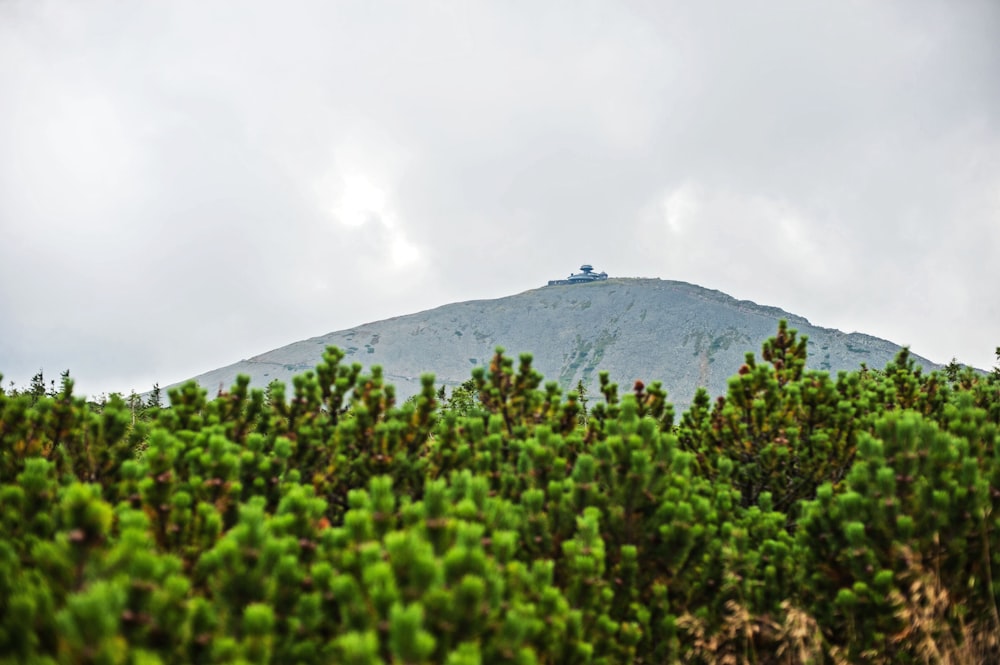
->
left=175, top=278, right=941, bottom=410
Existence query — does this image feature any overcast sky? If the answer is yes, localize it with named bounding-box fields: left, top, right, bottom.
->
left=2, top=0, right=998, bottom=398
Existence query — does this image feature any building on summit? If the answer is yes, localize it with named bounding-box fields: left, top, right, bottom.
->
left=547, top=264, right=609, bottom=286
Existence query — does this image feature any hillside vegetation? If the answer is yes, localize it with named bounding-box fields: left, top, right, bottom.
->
left=1, top=321, right=999, bottom=664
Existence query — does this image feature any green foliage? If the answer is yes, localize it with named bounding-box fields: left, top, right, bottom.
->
left=2, top=324, right=999, bottom=664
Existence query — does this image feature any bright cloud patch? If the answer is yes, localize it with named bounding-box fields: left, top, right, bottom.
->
left=322, top=170, right=422, bottom=270
left=330, top=173, right=387, bottom=228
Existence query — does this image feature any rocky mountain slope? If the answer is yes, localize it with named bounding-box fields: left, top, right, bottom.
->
left=177, top=278, right=940, bottom=410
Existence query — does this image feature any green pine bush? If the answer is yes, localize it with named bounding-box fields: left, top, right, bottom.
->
left=1, top=322, right=999, bottom=664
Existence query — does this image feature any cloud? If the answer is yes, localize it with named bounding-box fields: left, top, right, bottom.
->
left=1, top=0, right=998, bottom=396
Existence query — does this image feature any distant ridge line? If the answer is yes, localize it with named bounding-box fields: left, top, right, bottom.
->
left=173, top=278, right=941, bottom=410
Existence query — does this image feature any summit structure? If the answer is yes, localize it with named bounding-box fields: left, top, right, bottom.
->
left=547, top=264, right=609, bottom=286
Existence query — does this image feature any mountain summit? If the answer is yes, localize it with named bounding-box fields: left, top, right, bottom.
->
left=178, top=278, right=939, bottom=409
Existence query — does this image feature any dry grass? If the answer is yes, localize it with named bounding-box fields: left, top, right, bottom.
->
left=673, top=550, right=999, bottom=664
left=771, top=602, right=839, bottom=665
left=886, top=548, right=1000, bottom=665
left=676, top=599, right=835, bottom=665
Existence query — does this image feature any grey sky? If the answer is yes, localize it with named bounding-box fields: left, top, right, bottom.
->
left=2, top=0, right=998, bottom=398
